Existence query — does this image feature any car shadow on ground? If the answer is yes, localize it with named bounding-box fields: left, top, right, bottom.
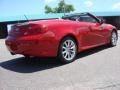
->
left=76, top=45, right=111, bottom=59
left=0, top=45, right=112, bottom=73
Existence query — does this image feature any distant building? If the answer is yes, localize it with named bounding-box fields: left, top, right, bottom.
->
left=97, top=12, right=120, bottom=29
left=0, top=12, right=120, bottom=38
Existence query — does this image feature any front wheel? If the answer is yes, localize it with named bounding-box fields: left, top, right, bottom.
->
left=58, top=37, right=77, bottom=64
left=109, top=31, right=118, bottom=47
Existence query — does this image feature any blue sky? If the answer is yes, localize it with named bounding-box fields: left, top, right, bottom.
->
left=0, top=0, right=120, bottom=17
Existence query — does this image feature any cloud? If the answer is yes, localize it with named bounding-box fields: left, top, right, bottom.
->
left=45, top=0, right=56, bottom=4
left=84, top=0, right=93, bottom=7
left=112, top=2, right=120, bottom=9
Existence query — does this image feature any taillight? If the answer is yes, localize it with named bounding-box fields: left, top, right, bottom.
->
left=32, top=24, right=48, bottom=34
left=8, top=23, right=47, bottom=36
left=28, top=25, right=46, bottom=34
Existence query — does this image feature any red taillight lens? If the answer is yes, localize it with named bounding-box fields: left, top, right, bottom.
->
left=27, top=25, right=46, bottom=34
left=8, top=23, right=47, bottom=36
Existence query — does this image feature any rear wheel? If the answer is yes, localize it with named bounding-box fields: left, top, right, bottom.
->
left=109, top=31, right=118, bottom=47
left=58, top=37, right=77, bottom=64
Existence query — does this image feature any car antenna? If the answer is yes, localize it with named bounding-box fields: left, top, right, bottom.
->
left=24, top=15, right=29, bottom=22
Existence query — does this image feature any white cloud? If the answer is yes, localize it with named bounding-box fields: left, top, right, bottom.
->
left=112, top=2, right=120, bottom=9
left=84, top=0, right=93, bottom=7
left=45, top=0, right=56, bottom=4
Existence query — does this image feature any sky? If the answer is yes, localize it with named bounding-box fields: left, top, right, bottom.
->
left=0, top=0, right=120, bottom=17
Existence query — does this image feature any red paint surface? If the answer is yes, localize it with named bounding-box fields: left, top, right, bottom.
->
left=5, top=19, right=115, bottom=57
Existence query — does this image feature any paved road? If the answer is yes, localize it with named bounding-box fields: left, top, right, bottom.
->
left=0, top=31, right=120, bottom=90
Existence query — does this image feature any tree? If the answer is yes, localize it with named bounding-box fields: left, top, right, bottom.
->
left=45, top=5, right=53, bottom=13
left=45, top=0, right=75, bottom=13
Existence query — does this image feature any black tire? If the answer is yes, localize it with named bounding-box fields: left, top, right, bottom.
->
left=58, top=37, right=77, bottom=64
left=109, top=31, right=118, bottom=47
left=24, top=55, right=30, bottom=60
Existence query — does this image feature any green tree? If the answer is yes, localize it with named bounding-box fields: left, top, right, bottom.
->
left=45, top=0, right=75, bottom=13
left=45, top=5, right=53, bottom=13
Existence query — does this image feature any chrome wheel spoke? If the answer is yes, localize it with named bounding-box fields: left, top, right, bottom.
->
left=62, top=50, right=67, bottom=54
left=70, top=45, right=75, bottom=49
left=68, top=52, right=71, bottom=59
left=64, top=41, right=69, bottom=47
left=62, top=46, right=66, bottom=50
left=64, top=52, right=69, bottom=58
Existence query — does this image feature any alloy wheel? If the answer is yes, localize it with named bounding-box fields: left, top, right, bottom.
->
left=111, top=31, right=117, bottom=46
left=58, top=36, right=78, bottom=64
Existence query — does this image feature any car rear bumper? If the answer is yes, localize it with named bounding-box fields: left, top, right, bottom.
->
left=5, top=35, right=58, bottom=57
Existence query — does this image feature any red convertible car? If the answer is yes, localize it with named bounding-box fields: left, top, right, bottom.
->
left=5, top=12, right=118, bottom=63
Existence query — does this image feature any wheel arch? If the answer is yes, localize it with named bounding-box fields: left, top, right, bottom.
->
left=58, top=34, right=79, bottom=54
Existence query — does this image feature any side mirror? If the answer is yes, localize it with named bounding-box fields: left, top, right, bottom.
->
left=99, top=19, right=105, bottom=24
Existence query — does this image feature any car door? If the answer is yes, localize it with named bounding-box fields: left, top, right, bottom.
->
left=78, top=14, right=106, bottom=49
left=88, top=23, right=106, bottom=45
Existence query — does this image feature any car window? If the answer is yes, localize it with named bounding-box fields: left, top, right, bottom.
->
left=63, top=16, right=79, bottom=21
left=62, top=13, right=100, bottom=23
left=79, top=15, right=97, bottom=23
